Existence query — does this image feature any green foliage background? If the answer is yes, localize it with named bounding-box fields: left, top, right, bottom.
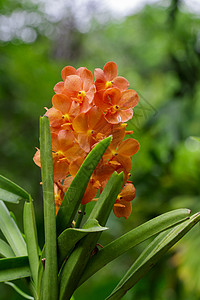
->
left=0, top=0, right=200, bottom=299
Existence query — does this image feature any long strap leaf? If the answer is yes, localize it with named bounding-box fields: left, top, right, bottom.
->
left=57, top=219, right=108, bottom=268
left=40, top=116, right=58, bottom=300
left=0, top=256, right=30, bottom=282
left=5, top=282, right=34, bottom=300
left=59, top=171, right=124, bottom=300
left=0, top=239, right=15, bottom=258
left=23, top=198, right=39, bottom=288
left=0, top=175, right=30, bottom=203
left=0, top=200, right=27, bottom=256
left=56, top=136, right=112, bottom=235
left=106, top=212, right=200, bottom=299
left=79, top=208, right=191, bottom=285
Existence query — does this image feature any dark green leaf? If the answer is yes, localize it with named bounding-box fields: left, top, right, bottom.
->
left=79, top=208, right=191, bottom=285
left=0, top=256, right=30, bottom=282
left=23, top=198, right=39, bottom=287
left=106, top=212, right=200, bottom=299
left=57, top=219, right=108, bottom=268
left=59, top=171, right=124, bottom=300
left=0, top=200, right=27, bottom=256
left=0, top=239, right=15, bottom=258
left=0, top=175, right=30, bottom=203
left=5, top=282, right=34, bottom=300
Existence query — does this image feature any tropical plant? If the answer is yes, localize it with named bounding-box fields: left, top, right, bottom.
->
left=0, top=62, right=199, bottom=300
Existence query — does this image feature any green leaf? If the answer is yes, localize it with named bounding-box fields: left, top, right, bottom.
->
left=106, top=212, right=200, bottom=300
left=40, top=116, right=58, bottom=300
left=0, top=200, right=27, bottom=256
left=56, top=135, right=112, bottom=235
left=0, top=175, right=30, bottom=203
left=0, top=239, right=15, bottom=258
left=57, top=219, right=108, bottom=268
left=5, top=282, right=34, bottom=300
left=0, top=256, right=30, bottom=282
left=23, top=198, right=39, bottom=287
left=36, top=247, right=45, bottom=299
left=79, top=208, right=191, bottom=285
left=59, top=171, right=124, bottom=300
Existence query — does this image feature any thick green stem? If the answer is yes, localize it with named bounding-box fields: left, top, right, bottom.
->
left=40, top=116, right=58, bottom=300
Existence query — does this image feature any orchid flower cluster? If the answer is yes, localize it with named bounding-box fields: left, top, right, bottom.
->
left=33, top=62, right=140, bottom=219
left=0, top=63, right=199, bottom=300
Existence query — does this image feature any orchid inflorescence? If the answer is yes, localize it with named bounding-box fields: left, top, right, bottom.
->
left=33, top=61, right=140, bottom=219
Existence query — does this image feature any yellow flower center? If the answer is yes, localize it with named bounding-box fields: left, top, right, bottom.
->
left=117, top=195, right=123, bottom=201
left=109, top=105, right=119, bottom=115
left=56, top=150, right=65, bottom=159
left=105, top=81, right=113, bottom=89
left=62, top=114, right=70, bottom=121
left=87, top=129, right=94, bottom=136
left=77, top=90, right=86, bottom=103
left=111, top=149, right=118, bottom=156
left=120, top=123, right=127, bottom=128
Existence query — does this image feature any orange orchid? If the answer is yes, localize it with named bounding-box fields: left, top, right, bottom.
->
left=33, top=146, right=69, bottom=182
left=72, top=106, right=112, bottom=152
left=45, top=94, right=80, bottom=131
left=51, top=130, right=86, bottom=164
left=94, top=87, right=139, bottom=124
left=54, top=67, right=95, bottom=114
left=94, top=61, right=129, bottom=92
left=113, top=183, right=136, bottom=219
left=54, top=66, right=84, bottom=94
left=103, top=138, right=140, bottom=176
left=34, top=62, right=140, bottom=220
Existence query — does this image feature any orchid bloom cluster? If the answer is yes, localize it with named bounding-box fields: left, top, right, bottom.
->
left=33, top=62, right=140, bottom=219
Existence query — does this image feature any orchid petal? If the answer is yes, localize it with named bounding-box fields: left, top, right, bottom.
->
left=94, top=68, right=105, bottom=81
left=64, top=75, right=82, bottom=92
left=117, top=138, right=140, bottom=156
left=52, top=94, right=72, bottom=115
left=113, top=76, right=129, bottom=91
left=113, top=200, right=132, bottom=219
left=61, top=66, right=76, bottom=81
left=119, top=90, right=139, bottom=108
left=45, top=107, right=63, bottom=127
left=119, top=183, right=136, bottom=202
left=118, top=109, right=133, bottom=123
left=73, top=113, right=88, bottom=133
left=54, top=81, right=64, bottom=94
left=80, top=69, right=94, bottom=91
left=103, top=61, right=118, bottom=81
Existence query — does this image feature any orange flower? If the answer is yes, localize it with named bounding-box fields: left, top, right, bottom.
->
left=34, top=62, right=140, bottom=220
left=54, top=67, right=95, bottom=113
left=94, top=61, right=129, bottom=91
left=52, top=130, right=85, bottom=164
left=33, top=130, right=86, bottom=182
left=72, top=106, right=111, bottom=152
left=94, top=87, right=139, bottom=124
left=33, top=146, right=69, bottom=182
left=113, top=183, right=136, bottom=219
left=103, top=138, right=140, bottom=176
left=45, top=94, right=80, bottom=131
left=54, top=65, right=82, bottom=94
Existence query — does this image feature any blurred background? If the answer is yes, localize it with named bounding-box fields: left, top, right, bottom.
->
left=0, top=0, right=200, bottom=299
